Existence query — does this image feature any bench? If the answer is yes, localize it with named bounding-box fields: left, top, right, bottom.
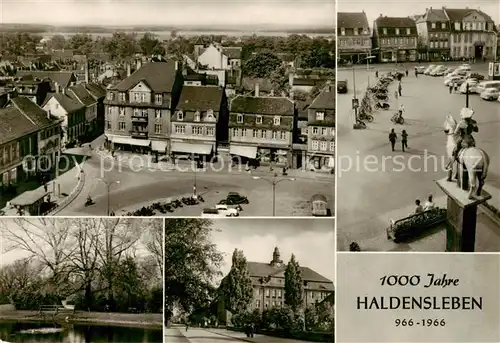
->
left=39, top=305, right=75, bottom=320
left=387, top=208, right=447, bottom=243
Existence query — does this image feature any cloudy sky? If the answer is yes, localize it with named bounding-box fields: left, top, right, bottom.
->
left=1, top=0, right=334, bottom=27
left=210, top=219, right=335, bottom=282
left=338, top=0, right=499, bottom=25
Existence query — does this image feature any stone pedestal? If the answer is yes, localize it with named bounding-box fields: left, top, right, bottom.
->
left=436, top=178, right=491, bottom=252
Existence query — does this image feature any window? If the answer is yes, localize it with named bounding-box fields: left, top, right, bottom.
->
left=107, top=106, right=112, bottom=115
left=272, top=289, right=276, bottom=297
left=278, top=289, right=282, bottom=298
left=316, top=111, right=324, bottom=120
left=241, top=128, right=247, bottom=136
left=106, top=121, right=111, bottom=130
left=256, top=300, right=260, bottom=309
left=431, top=22, right=436, bottom=29
left=330, top=128, right=335, bottom=136
left=155, top=94, right=162, bottom=104
left=118, top=122, right=126, bottom=130
left=155, top=124, right=161, bottom=134
left=395, top=28, right=399, bottom=35
left=142, top=109, right=148, bottom=117
left=237, top=114, right=243, bottom=123
left=383, top=28, right=387, bottom=35
left=107, top=92, right=114, bottom=101
left=273, top=116, right=280, bottom=125
left=120, top=93, right=125, bottom=101
left=330, top=141, right=335, bottom=151
left=177, top=111, right=184, bottom=121
left=155, top=110, right=161, bottom=119
left=441, top=22, right=446, bottom=29
left=311, top=140, right=319, bottom=150
left=444, top=41, right=448, bottom=48
left=194, top=112, right=201, bottom=122
left=340, top=28, right=345, bottom=35
left=207, top=127, right=214, bottom=136
left=321, top=128, right=327, bottom=135
left=406, top=28, right=410, bottom=35
left=272, top=131, right=277, bottom=139
left=175, top=125, right=185, bottom=134
left=320, top=141, right=328, bottom=151
left=119, top=107, right=125, bottom=116
left=455, top=22, right=460, bottom=30
left=265, top=301, right=269, bottom=308
left=141, top=93, right=146, bottom=102
left=265, top=289, right=270, bottom=297
left=312, top=127, right=318, bottom=135
left=256, top=115, right=263, bottom=124
left=280, top=131, right=286, bottom=140
left=261, top=130, right=267, bottom=138
left=232, top=128, right=239, bottom=137
left=253, top=129, right=258, bottom=137
left=353, top=27, right=358, bottom=35
left=193, top=126, right=203, bottom=135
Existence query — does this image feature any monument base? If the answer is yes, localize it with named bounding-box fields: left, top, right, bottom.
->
left=436, top=178, right=491, bottom=252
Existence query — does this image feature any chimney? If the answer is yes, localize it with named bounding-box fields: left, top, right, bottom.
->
left=430, top=6, right=432, bottom=10
left=85, top=60, right=89, bottom=83
left=255, top=83, right=260, bottom=97
left=47, top=109, right=51, bottom=119
left=55, top=82, right=59, bottom=93
left=127, top=63, right=131, bottom=77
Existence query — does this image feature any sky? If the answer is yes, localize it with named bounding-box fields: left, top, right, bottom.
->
left=210, top=218, right=335, bottom=283
left=338, top=0, right=499, bottom=25
left=0, top=0, right=335, bottom=27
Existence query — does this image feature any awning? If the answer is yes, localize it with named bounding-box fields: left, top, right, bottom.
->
left=229, top=145, right=257, bottom=159
left=151, top=140, right=168, bottom=153
left=112, top=136, right=151, bottom=147
left=171, top=142, right=213, bottom=155
left=11, top=189, right=49, bottom=206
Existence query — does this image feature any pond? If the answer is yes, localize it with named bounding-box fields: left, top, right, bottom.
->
left=0, top=321, right=162, bottom=343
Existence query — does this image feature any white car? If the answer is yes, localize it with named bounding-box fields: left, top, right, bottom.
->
left=215, top=204, right=240, bottom=217
left=459, top=80, right=479, bottom=93
left=476, top=80, right=500, bottom=94
left=431, top=66, right=447, bottom=76
left=415, top=66, right=425, bottom=74
left=428, top=65, right=443, bottom=75
left=201, top=207, right=239, bottom=217
left=480, top=88, right=500, bottom=101
left=424, top=65, right=436, bottom=75
left=444, top=76, right=465, bottom=86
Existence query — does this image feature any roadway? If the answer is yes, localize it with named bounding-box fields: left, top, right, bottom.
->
left=336, top=62, right=500, bottom=251
left=58, top=150, right=334, bottom=217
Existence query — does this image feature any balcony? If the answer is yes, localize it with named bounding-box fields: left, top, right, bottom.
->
left=131, top=115, right=148, bottom=123
left=130, top=130, right=148, bottom=139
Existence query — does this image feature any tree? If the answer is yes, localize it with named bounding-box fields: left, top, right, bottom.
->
left=47, top=34, right=67, bottom=50
left=165, top=219, right=223, bottom=325
left=284, top=254, right=304, bottom=312
left=143, top=219, right=163, bottom=277
left=270, top=65, right=291, bottom=94
left=68, top=33, right=94, bottom=54
left=105, top=32, right=137, bottom=61
left=242, top=52, right=282, bottom=78
left=221, top=249, right=253, bottom=314
left=139, top=32, right=161, bottom=56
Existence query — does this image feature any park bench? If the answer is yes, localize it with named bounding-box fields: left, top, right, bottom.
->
left=387, top=208, right=447, bottom=243
left=39, top=304, right=75, bottom=320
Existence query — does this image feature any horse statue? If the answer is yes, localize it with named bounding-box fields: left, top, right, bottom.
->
left=443, top=114, right=489, bottom=200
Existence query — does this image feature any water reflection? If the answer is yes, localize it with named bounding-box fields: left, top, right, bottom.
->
left=0, top=321, right=162, bottom=343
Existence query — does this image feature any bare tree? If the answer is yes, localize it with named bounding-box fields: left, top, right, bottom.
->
left=0, top=259, right=43, bottom=300
left=142, top=219, right=163, bottom=277
left=0, top=218, right=74, bottom=294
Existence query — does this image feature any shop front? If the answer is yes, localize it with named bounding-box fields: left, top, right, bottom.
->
left=256, top=146, right=292, bottom=167
left=170, top=141, right=214, bottom=162
left=106, top=135, right=151, bottom=154
left=229, top=144, right=258, bottom=166
left=308, top=153, right=334, bottom=172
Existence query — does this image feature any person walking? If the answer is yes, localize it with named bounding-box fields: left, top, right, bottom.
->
left=375, top=70, right=379, bottom=78
left=389, top=129, right=397, bottom=152
left=398, top=82, right=402, bottom=96
left=405, top=69, right=409, bottom=77
left=449, top=82, right=453, bottom=94
left=454, top=82, right=459, bottom=93
left=415, top=67, right=418, bottom=78
left=401, top=129, right=408, bottom=152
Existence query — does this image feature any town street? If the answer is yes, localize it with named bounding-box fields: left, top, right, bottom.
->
left=58, top=149, right=333, bottom=217
left=337, top=63, right=500, bottom=251
left=164, top=326, right=311, bottom=343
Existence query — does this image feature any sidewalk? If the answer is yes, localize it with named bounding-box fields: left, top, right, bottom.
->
left=207, top=328, right=302, bottom=343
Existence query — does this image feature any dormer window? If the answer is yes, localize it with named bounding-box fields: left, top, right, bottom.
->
left=431, top=22, right=436, bottom=29
left=120, top=92, right=125, bottom=101
left=206, top=109, right=215, bottom=121
left=256, top=115, right=263, bottom=124
left=441, top=22, right=446, bottom=29
left=237, top=114, right=243, bottom=123
left=177, top=111, right=184, bottom=121
left=194, top=111, right=201, bottom=122
left=107, top=92, right=114, bottom=101
left=353, top=28, right=358, bottom=35
left=155, top=94, right=162, bottom=104
left=273, top=116, right=280, bottom=125
left=316, top=111, right=325, bottom=120
left=406, top=28, right=410, bottom=35
left=383, top=28, right=387, bottom=35
left=119, top=107, right=125, bottom=116
left=340, top=28, right=345, bottom=36
left=395, top=28, right=400, bottom=35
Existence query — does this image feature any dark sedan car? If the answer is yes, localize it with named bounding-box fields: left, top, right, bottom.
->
left=337, top=80, right=348, bottom=93
left=219, top=192, right=249, bottom=205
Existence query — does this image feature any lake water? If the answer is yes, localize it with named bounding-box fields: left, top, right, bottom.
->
left=0, top=321, right=162, bottom=343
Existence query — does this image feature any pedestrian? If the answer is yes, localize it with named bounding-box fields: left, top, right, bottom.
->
left=398, top=82, right=402, bottom=96
left=394, top=90, right=398, bottom=100
left=401, top=129, right=408, bottom=152
left=454, top=82, right=458, bottom=93
left=424, top=194, right=436, bottom=211
left=414, top=67, right=418, bottom=78
left=389, top=129, right=397, bottom=152
left=415, top=199, right=424, bottom=214
left=43, top=183, right=48, bottom=192
left=405, top=69, right=408, bottom=77
left=375, top=70, right=379, bottom=78
left=449, top=82, right=453, bottom=94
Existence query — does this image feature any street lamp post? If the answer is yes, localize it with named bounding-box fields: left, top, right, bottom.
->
left=252, top=173, right=295, bottom=216
left=98, top=178, right=120, bottom=216
left=352, top=55, right=376, bottom=122
left=465, top=82, right=469, bottom=108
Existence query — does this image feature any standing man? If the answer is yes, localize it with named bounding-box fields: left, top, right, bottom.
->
left=401, top=129, right=408, bottom=152
left=415, top=67, right=418, bottom=78
left=398, top=82, right=402, bottom=96
left=375, top=70, right=379, bottom=78
left=389, top=129, right=397, bottom=152
left=405, top=69, right=409, bottom=77
left=449, top=82, right=453, bottom=94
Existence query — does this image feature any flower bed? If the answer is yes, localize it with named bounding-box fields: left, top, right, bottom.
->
left=388, top=208, right=447, bottom=243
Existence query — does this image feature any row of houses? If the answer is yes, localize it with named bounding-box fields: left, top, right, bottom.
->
left=104, top=61, right=335, bottom=171
left=338, top=7, right=498, bottom=63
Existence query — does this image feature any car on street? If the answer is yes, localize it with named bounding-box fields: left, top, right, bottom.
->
left=219, top=192, right=249, bottom=205
left=415, top=66, right=425, bottom=74
left=427, top=65, right=441, bottom=75
left=431, top=65, right=447, bottom=76
left=444, top=67, right=454, bottom=75
left=215, top=204, right=240, bottom=216
left=201, top=208, right=229, bottom=218
left=423, top=65, right=436, bottom=75
left=459, top=64, right=471, bottom=71
left=476, top=80, right=500, bottom=94
left=337, top=80, right=348, bottom=93
left=480, top=88, right=500, bottom=101
left=459, top=79, right=479, bottom=93
left=444, top=75, right=465, bottom=86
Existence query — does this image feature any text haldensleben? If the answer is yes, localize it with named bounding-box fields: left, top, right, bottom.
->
left=357, top=296, right=482, bottom=310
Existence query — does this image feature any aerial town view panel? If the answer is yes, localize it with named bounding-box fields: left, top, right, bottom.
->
left=0, top=0, right=335, bottom=218
left=337, top=0, right=500, bottom=252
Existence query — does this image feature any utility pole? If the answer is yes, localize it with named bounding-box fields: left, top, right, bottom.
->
left=465, top=82, right=469, bottom=108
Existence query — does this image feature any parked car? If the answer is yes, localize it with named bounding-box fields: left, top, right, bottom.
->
left=415, top=66, right=425, bottom=74
left=459, top=79, right=479, bottom=93
left=480, top=88, right=500, bottom=101
left=476, top=80, right=500, bottom=94
left=214, top=204, right=240, bottom=217
left=311, top=194, right=329, bottom=216
left=431, top=65, right=447, bottom=76
left=423, top=65, right=436, bottom=75
left=337, top=80, right=348, bottom=93
left=201, top=208, right=227, bottom=218
left=458, top=64, right=471, bottom=71
left=444, top=67, right=454, bottom=75
left=219, top=192, right=249, bottom=205
left=444, top=76, right=465, bottom=86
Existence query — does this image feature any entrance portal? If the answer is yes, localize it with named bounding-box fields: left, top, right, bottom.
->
left=475, top=45, right=483, bottom=59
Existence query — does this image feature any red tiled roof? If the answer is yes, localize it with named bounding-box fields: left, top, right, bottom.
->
left=230, top=96, right=294, bottom=116
left=113, top=61, right=178, bottom=93
left=375, top=16, right=417, bottom=28
left=175, top=85, right=223, bottom=112
left=444, top=8, right=494, bottom=22
left=337, top=12, right=369, bottom=29
left=309, top=85, right=335, bottom=110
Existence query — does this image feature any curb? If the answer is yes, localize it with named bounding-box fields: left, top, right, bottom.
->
left=205, top=329, right=254, bottom=343
left=48, top=168, right=86, bottom=216
left=479, top=202, right=500, bottom=228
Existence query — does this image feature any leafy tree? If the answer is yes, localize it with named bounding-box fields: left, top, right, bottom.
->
left=47, top=34, right=67, bottom=50
left=139, top=32, right=160, bottom=56
left=221, top=249, right=253, bottom=314
left=105, top=32, right=137, bottom=61
left=242, top=52, right=281, bottom=78
left=269, top=65, right=290, bottom=94
left=165, top=219, right=223, bottom=325
left=284, top=254, right=304, bottom=313
left=68, top=33, right=94, bottom=54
